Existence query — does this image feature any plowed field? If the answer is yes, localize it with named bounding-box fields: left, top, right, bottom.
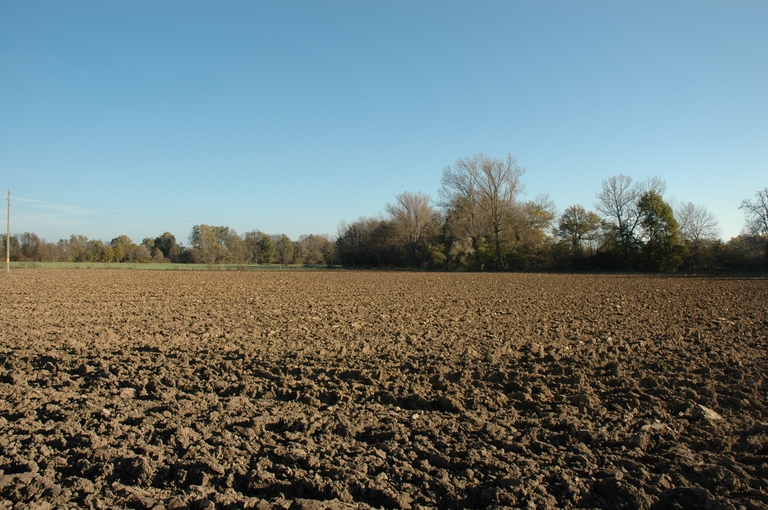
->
left=1, top=270, right=767, bottom=510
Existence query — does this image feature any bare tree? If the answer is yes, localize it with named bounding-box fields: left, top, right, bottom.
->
left=440, top=163, right=482, bottom=246
left=675, top=202, right=720, bottom=244
left=386, top=191, right=436, bottom=266
left=440, top=153, right=525, bottom=268
left=594, top=174, right=665, bottom=266
left=739, top=187, right=768, bottom=267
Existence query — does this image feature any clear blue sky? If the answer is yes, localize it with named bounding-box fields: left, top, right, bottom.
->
left=1, top=1, right=766, bottom=245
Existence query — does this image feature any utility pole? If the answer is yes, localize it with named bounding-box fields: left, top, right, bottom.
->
left=6, top=190, right=9, bottom=273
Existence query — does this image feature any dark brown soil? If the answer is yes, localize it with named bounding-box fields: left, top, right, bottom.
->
left=1, top=270, right=767, bottom=510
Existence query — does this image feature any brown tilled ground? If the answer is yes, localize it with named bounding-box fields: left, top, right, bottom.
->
left=0, top=270, right=767, bottom=510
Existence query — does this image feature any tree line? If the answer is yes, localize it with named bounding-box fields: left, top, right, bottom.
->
left=4, top=153, right=768, bottom=271
left=336, top=153, right=767, bottom=271
left=2, top=229, right=336, bottom=266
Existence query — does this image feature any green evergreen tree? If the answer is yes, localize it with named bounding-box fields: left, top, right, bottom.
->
left=637, top=191, right=683, bottom=271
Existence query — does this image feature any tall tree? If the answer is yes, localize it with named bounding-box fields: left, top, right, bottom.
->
left=336, top=217, right=399, bottom=267
left=297, top=234, right=335, bottom=265
left=141, top=237, right=155, bottom=253
left=676, top=202, right=720, bottom=245
left=385, top=191, right=437, bottom=266
left=69, top=234, right=90, bottom=262
left=1, top=235, right=20, bottom=262
left=213, top=226, right=232, bottom=247
left=110, top=235, right=137, bottom=262
left=440, top=153, right=525, bottom=269
left=595, top=174, right=665, bottom=268
left=154, top=232, right=177, bottom=258
left=189, top=225, right=219, bottom=264
left=675, top=202, right=720, bottom=269
left=556, top=205, right=602, bottom=251
left=135, top=244, right=152, bottom=263
left=55, top=238, right=70, bottom=262
left=258, top=233, right=276, bottom=264
left=19, top=232, right=43, bottom=262
left=189, top=225, right=236, bottom=263
left=336, top=219, right=365, bottom=267
left=637, top=191, right=683, bottom=271
left=86, top=239, right=108, bottom=262
left=518, top=194, right=556, bottom=244
left=225, top=233, right=248, bottom=264
left=739, top=187, right=768, bottom=268
left=244, top=230, right=263, bottom=262
left=275, top=234, right=294, bottom=265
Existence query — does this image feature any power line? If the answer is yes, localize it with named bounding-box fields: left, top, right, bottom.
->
left=13, top=194, right=334, bottom=229
left=10, top=194, right=337, bottom=238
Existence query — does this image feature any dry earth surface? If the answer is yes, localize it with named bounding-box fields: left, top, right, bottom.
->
left=1, top=270, right=767, bottom=510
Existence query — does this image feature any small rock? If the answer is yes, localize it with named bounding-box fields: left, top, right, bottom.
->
left=574, top=429, right=594, bottom=444
left=431, top=378, right=449, bottom=391
left=76, top=363, right=92, bottom=376
left=510, top=391, right=531, bottom=402
left=598, top=468, right=624, bottom=480
left=395, top=492, right=413, bottom=509
left=569, top=393, right=592, bottom=407
left=435, top=395, right=465, bottom=413
left=626, top=432, right=650, bottom=450
left=640, top=422, right=667, bottom=433
left=605, top=362, right=621, bottom=376
left=694, top=404, right=723, bottom=421
left=5, top=369, right=27, bottom=386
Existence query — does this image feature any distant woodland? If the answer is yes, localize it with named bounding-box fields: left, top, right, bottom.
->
left=4, top=154, right=768, bottom=272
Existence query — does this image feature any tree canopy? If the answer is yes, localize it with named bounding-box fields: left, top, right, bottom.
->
left=4, top=154, right=765, bottom=272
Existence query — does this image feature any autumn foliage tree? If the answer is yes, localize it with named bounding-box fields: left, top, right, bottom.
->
left=7, top=156, right=764, bottom=272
